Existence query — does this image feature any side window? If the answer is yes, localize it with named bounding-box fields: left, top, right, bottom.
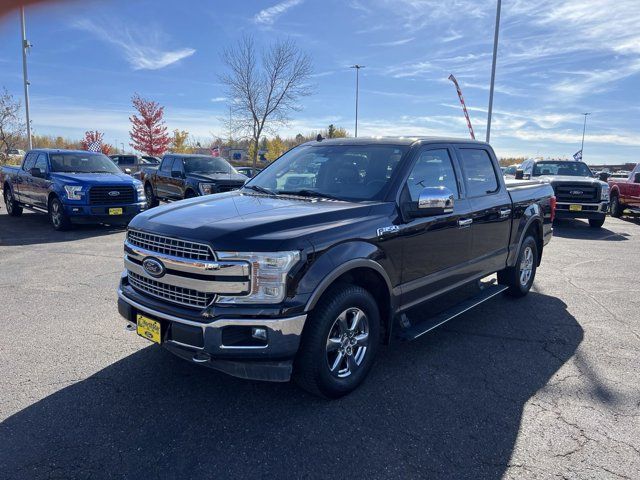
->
left=406, top=148, right=459, bottom=201
left=34, top=154, right=48, bottom=172
left=459, top=148, right=499, bottom=197
left=160, top=157, right=173, bottom=172
left=22, top=153, right=37, bottom=171
left=171, top=159, right=184, bottom=174
left=120, top=156, right=135, bottom=165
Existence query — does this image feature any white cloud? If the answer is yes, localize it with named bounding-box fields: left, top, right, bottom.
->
left=370, top=37, right=415, bottom=47
left=254, top=0, right=304, bottom=25
left=211, top=97, right=227, bottom=103
left=74, top=19, right=195, bottom=70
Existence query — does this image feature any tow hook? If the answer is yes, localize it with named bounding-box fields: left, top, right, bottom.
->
left=124, top=321, right=136, bottom=332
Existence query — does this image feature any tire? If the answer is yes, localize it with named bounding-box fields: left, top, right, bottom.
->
left=185, top=189, right=197, bottom=199
left=610, top=195, right=623, bottom=218
left=498, top=235, right=538, bottom=298
left=294, top=284, right=380, bottom=398
left=145, top=183, right=158, bottom=208
left=4, top=186, right=23, bottom=216
left=589, top=217, right=605, bottom=228
left=49, top=197, right=71, bottom=231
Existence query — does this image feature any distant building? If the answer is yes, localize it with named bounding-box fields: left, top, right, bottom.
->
left=588, top=163, right=636, bottom=172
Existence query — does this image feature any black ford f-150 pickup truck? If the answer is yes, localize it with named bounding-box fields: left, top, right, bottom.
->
left=117, top=137, right=555, bottom=398
left=137, top=154, right=247, bottom=209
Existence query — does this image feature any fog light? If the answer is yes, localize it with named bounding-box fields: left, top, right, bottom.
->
left=251, top=327, right=267, bottom=341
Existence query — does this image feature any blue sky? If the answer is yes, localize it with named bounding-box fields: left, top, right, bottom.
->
left=0, top=0, right=639, bottom=164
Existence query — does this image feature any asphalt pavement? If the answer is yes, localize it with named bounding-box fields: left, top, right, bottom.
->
left=0, top=209, right=639, bottom=479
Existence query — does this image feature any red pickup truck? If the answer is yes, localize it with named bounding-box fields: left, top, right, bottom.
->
left=608, top=164, right=640, bottom=217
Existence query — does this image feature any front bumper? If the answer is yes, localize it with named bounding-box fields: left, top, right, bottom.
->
left=555, top=201, right=608, bottom=220
left=117, top=286, right=307, bottom=382
left=64, top=201, right=146, bottom=223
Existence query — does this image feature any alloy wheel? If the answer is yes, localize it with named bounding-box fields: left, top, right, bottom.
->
left=51, top=201, right=62, bottom=228
left=326, top=307, right=369, bottom=378
left=519, top=246, right=534, bottom=287
left=5, top=190, right=13, bottom=214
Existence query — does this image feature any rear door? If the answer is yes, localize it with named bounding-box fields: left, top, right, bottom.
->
left=399, top=145, right=474, bottom=309
left=31, top=153, right=51, bottom=207
left=155, top=157, right=174, bottom=198
left=455, top=146, right=512, bottom=276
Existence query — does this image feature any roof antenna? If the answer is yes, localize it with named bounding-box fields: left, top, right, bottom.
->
left=316, top=134, right=323, bottom=142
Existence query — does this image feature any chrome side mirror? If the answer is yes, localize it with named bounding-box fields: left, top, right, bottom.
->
left=514, top=169, right=524, bottom=180
left=417, top=186, right=454, bottom=215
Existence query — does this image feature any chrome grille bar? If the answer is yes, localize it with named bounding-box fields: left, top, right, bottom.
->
left=128, top=271, right=213, bottom=309
left=127, top=230, right=214, bottom=261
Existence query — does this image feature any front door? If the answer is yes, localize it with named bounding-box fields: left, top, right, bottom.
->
left=399, top=146, right=473, bottom=310
left=155, top=157, right=174, bottom=198
left=169, top=158, right=185, bottom=199
left=455, top=146, right=512, bottom=276
left=31, top=153, right=51, bottom=207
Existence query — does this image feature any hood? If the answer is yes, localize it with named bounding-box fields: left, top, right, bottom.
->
left=50, top=172, right=137, bottom=185
left=188, top=172, right=248, bottom=183
left=129, top=191, right=383, bottom=251
left=537, top=175, right=605, bottom=187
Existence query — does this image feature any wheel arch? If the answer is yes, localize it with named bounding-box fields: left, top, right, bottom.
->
left=508, top=211, right=544, bottom=268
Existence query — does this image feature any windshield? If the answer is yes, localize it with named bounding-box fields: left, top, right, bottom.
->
left=246, top=144, right=407, bottom=201
left=50, top=153, right=121, bottom=174
left=183, top=156, right=237, bottom=174
left=532, top=161, right=593, bottom=177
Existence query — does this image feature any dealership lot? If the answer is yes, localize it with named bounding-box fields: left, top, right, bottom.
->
left=0, top=210, right=639, bottom=479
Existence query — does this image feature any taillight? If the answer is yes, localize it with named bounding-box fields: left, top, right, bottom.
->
left=550, top=195, right=557, bottom=222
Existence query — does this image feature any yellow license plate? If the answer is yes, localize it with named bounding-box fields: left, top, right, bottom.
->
left=109, top=207, right=123, bottom=215
left=569, top=204, right=582, bottom=212
left=137, top=314, right=161, bottom=344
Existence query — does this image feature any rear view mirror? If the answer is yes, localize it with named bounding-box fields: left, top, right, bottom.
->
left=514, top=169, right=524, bottom=180
left=124, top=168, right=132, bottom=174
left=406, top=186, right=454, bottom=217
left=29, top=167, right=44, bottom=178
left=171, top=171, right=183, bottom=178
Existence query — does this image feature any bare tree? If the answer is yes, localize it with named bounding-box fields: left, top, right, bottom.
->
left=0, top=87, right=26, bottom=156
left=220, top=36, right=312, bottom=168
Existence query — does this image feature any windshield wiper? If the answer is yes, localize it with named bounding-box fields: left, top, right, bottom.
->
left=244, top=184, right=276, bottom=195
left=279, top=189, right=340, bottom=200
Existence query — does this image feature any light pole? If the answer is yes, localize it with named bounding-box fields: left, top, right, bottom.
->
left=486, top=0, right=502, bottom=143
left=580, top=112, right=590, bottom=156
left=20, top=7, right=33, bottom=149
left=121, top=142, right=125, bottom=153
left=350, top=65, right=365, bottom=137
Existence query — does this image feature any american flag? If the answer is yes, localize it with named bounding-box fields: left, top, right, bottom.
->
left=573, top=150, right=582, bottom=161
left=211, top=146, right=220, bottom=157
left=87, top=140, right=101, bottom=152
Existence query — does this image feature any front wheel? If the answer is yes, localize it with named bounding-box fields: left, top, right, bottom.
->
left=498, top=235, right=538, bottom=297
left=49, top=197, right=71, bottom=231
left=145, top=184, right=158, bottom=208
left=4, top=187, right=23, bottom=216
left=610, top=195, right=623, bottom=218
left=589, top=217, right=605, bottom=228
left=294, top=284, right=380, bottom=398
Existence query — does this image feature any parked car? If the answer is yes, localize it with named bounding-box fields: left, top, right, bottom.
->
left=117, top=137, right=555, bottom=398
left=608, top=163, right=640, bottom=217
left=517, top=158, right=609, bottom=228
left=1, top=149, right=146, bottom=230
left=109, top=154, right=160, bottom=175
left=236, top=166, right=262, bottom=178
left=139, top=154, right=247, bottom=208
left=502, top=164, right=519, bottom=179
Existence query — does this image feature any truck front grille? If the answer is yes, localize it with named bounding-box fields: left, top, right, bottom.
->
left=554, top=184, right=599, bottom=202
left=127, top=230, right=214, bottom=261
left=128, top=271, right=214, bottom=308
left=217, top=183, right=244, bottom=193
left=89, top=185, right=135, bottom=205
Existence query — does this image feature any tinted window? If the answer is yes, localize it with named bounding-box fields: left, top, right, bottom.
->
left=182, top=156, right=236, bottom=174
left=160, top=157, right=173, bottom=172
left=532, top=161, right=593, bottom=177
left=22, top=153, right=37, bottom=171
left=49, top=153, right=121, bottom=173
left=119, top=156, right=136, bottom=165
left=407, top=148, right=458, bottom=201
left=459, top=149, right=499, bottom=197
left=171, top=159, right=184, bottom=173
left=34, top=154, right=48, bottom=172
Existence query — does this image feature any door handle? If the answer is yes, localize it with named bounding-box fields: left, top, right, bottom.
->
left=499, top=208, right=512, bottom=218
left=458, top=218, right=473, bottom=227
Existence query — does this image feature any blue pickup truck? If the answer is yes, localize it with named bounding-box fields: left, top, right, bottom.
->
left=1, top=149, right=146, bottom=230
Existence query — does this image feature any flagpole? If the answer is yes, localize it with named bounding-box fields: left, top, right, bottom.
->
left=580, top=112, right=590, bottom=156
left=20, top=7, right=33, bottom=149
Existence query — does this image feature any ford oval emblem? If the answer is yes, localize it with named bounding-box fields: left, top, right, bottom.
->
left=570, top=190, right=583, bottom=195
left=142, top=257, right=165, bottom=278
left=109, top=190, right=121, bottom=196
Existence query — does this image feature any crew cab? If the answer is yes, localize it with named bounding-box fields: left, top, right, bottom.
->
left=117, top=137, right=554, bottom=398
left=517, top=158, right=609, bottom=228
left=608, top=163, right=640, bottom=217
left=109, top=154, right=160, bottom=175
left=138, top=154, right=247, bottom=208
left=1, top=149, right=146, bottom=230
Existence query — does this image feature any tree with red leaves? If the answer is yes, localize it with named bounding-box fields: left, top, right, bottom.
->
left=80, top=130, right=111, bottom=155
left=129, top=93, right=171, bottom=156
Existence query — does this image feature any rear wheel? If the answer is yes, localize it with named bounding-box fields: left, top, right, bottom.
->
left=49, top=197, right=71, bottom=231
left=4, top=187, right=23, bottom=216
left=294, top=284, right=380, bottom=398
left=498, top=235, right=538, bottom=297
left=589, top=217, right=605, bottom=228
left=145, top=184, right=158, bottom=208
left=610, top=195, right=623, bottom=218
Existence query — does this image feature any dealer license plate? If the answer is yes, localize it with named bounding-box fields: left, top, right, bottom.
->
left=569, top=204, right=582, bottom=212
left=109, top=207, right=123, bottom=215
left=137, top=314, right=161, bottom=344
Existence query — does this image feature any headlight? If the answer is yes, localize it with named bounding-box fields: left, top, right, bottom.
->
left=64, top=185, right=84, bottom=200
left=216, top=251, right=300, bottom=304
left=199, top=183, right=215, bottom=195
left=135, top=182, right=145, bottom=200
left=600, top=184, right=609, bottom=201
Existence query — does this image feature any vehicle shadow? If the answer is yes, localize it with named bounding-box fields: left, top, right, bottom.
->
left=0, top=211, right=124, bottom=247
left=552, top=218, right=629, bottom=241
left=0, top=292, right=582, bottom=479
